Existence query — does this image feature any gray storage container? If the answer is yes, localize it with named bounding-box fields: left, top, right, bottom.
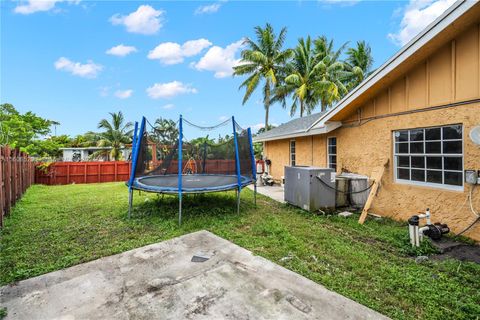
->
left=284, top=166, right=336, bottom=211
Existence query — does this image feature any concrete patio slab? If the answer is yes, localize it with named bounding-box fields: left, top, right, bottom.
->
left=1, top=231, right=388, bottom=320
left=248, top=184, right=285, bottom=203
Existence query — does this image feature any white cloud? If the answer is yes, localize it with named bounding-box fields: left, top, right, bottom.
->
left=388, top=0, right=456, bottom=46
left=146, top=81, right=198, bottom=99
left=110, top=5, right=164, bottom=35
left=162, top=103, right=175, bottom=109
left=14, top=0, right=79, bottom=15
left=192, top=40, right=244, bottom=78
left=219, top=115, right=228, bottom=121
left=182, top=39, right=212, bottom=56
left=114, top=89, right=133, bottom=99
left=194, top=3, right=221, bottom=15
left=148, top=39, right=212, bottom=65
left=54, top=57, right=102, bottom=78
left=106, top=44, right=137, bottom=57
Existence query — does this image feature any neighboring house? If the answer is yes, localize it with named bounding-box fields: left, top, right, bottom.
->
left=254, top=1, right=480, bottom=240
left=61, top=147, right=131, bottom=162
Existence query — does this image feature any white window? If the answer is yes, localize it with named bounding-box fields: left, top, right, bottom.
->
left=393, top=124, right=463, bottom=190
left=290, top=140, right=296, bottom=166
left=327, top=137, right=337, bottom=170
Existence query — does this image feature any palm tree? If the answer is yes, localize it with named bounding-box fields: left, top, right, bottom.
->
left=233, top=23, right=292, bottom=130
left=69, top=132, right=99, bottom=148
left=94, top=111, right=133, bottom=161
left=275, top=36, right=323, bottom=117
left=345, top=41, right=374, bottom=89
left=312, top=36, right=350, bottom=111
left=151, top=118, right=178, bottom=146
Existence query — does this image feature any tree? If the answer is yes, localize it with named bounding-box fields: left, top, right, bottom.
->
left=26, top=135, right=71, bottom=159
left=275, top=36, right=323, bottom=117
left=312, top=36, right=350, bottom=111
left=345, top=41, right=374, bottom=89
left=151, top=118, right=179, bottom=146
left=0, top=103, right=60, bottom=156
left=94, top=112, right=133, bottom=161
left=68, top=132, right=99, bottom=148
left=233, top=23, right=292, bottom=130
left=256, top=124, right=276, bottom=135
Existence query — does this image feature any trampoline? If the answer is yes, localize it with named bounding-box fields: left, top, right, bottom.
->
left=127, top=115, right=257, bottom=224
left=134, top=174, right=253, bottom=194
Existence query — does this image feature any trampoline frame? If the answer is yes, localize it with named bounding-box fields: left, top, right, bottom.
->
left=132, top=174, right=253, bottom=194
left=127, top=115, right=257, bottom=224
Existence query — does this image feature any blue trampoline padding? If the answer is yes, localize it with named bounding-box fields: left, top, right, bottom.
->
left=131, top=174, right=253, bottom=194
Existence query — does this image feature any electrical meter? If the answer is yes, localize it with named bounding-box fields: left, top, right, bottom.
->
left=465, top=170, right=479, bottom=184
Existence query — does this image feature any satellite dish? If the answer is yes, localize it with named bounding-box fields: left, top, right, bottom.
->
left=470, top=126, right=480, bottom=146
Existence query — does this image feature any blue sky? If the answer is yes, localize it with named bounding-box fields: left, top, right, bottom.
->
left=1, top=0, right=456, bottom=137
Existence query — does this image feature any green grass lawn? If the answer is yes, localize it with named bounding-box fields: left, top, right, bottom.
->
left=1, top=182, right=479, bottom=319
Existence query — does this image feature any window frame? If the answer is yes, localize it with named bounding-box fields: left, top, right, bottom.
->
left=392, top=124, right=464, bottom=191
left=290, top=139, right=296, bottom=166
left=327, top=136, right=337, bottom=171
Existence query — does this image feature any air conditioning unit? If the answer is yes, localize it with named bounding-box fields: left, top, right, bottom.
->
left=337, top=173, right=370, bottom=208
left=284, top=166, right=336, bottom=212
left=335, top=176, right=348, bottom=207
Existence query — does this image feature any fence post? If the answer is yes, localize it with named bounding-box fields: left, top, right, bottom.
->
left=21, top=152, right=25, bottom=194
left=114, top=161, right=118, bottom=181
left=4, top=146, right=11, bottom=216
left=11, top=149, right=16, bottom=202
left=66, top=163, right=70, bottom=184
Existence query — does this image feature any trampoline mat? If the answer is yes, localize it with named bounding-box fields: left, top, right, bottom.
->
left=133, top=174, right=252, bottom=193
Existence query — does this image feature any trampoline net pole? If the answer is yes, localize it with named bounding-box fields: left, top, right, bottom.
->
left=178, top=115, right=183, bottom=225
left=247, top=127, right=257, bottom=207
left=127, top=122, right=137, bottom=219
left=232, top=116, right=242, bottom=214
left=128, top=188, right=133, bottom=218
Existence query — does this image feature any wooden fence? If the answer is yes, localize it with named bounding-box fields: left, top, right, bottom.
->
left=35, top=161, right=132, bottom=185
left=0, top=146, right=35, bottom=227
left=34, top=159, right=241, bottom=185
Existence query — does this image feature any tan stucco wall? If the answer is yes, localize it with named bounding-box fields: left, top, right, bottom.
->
left=265, top=135, right=327, bottom=178
left=264, top=139, right=290, bottom=179
left=265, top=104, right=480, bottom=241
left=263, top=23, right=480, bottom=240
left=334, top=103, right=480, bottom=241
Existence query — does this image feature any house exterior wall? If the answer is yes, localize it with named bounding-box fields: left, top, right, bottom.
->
left=263, top=23, right=480, bottom=240
left=342, top=23, right=480, bottom=123
left=333, top=102, right=480, bottom=241
left=265, top=135, right=327, bottom=178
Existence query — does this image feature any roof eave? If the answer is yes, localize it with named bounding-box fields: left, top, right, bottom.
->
left=307, top=0, right=475, bottom=131
left=253, top=121, right=342, bottom=142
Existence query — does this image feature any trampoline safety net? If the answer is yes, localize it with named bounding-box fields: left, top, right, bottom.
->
left=130, top=115, right=256, bottom=192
